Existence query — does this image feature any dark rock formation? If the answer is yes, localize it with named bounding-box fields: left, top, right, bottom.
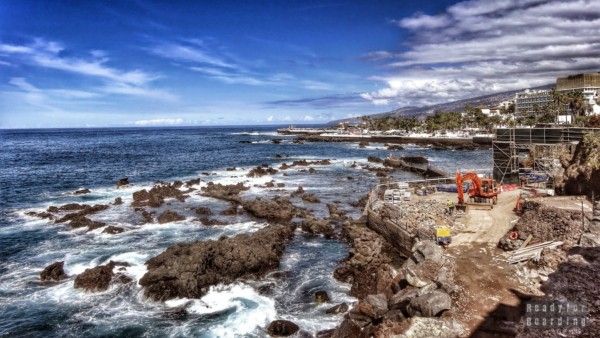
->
left=301, top=217, right=334, bottom=238
left=557, top=131, right=600, bottom=198
left=266, top=320, right=299, bottom=336
left=326, top=303, right=349, bottom=315
left=137, top=208, right=154, bottom=224
left=74, top=261, right=130, bottom=292
left=40, top=261, right=67, bottom=282
left=200, top=182, right=249, bottom=202
left=314, top=290, right=330, bottom=303
left=74, top=188, right=91, bottom=195
left=198, top=217, right=227, bottom=226
left=139, top=224, right=295, bottom=300
left=157, top=210, right=185, bottom=224
left=113, top=197, right=123, bottom=205
left=194, top=207, right=212, bottom=216
left=25, top=211, right=54, bottom=220
left=220, top=204, right=239, bottom=216
left=300, top=193, right=320, bottom=203
left=367, top=156, right=383, bottom=163
left=241, top=196, right=298, bottom=222
left=185, top=178, right=201, bottom=187
left=116, top=177, right=129, bottom=187
left=132, top=182, right=189, bottom=208
left=102, top=225, right=125, bottom=234
left=53, top=204, right=109, bottom=227
left=247, top=166, right=278, bottom=177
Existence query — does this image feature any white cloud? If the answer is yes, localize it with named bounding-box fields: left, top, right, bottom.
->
left=266, top=115, right=274, bottom=122
left=148, top=42, right=235, bottom=69
left=134, top=118, right=184, bottom=126
left=1, top=38, right=175, bottom=101
left=362, top=0, right=600, bottom=107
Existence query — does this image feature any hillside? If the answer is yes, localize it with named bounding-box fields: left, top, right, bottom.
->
left=331, top=83, right=553, bottom=125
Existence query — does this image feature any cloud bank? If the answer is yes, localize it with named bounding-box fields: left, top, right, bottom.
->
left=362, top=0, right=600, bottom=107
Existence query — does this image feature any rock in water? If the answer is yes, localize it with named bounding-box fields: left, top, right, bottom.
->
left=139, top=224, right=295, bottom=301
left=40, top=261, right=67, bottom=282
left=102, top=225, right=125, bottom=234
left=157, top=210, right=185, bottom=224
left=267, top=320, right=299, bottom=336
left=325, top=303, right=349, bottom=314
left=74, top=263, right=114, bottom=292
left=116, top=177, right=129, bottom=187
left=74, top=188, right=91, bottom=195
left=314, top=290, right=330, bottom=303
left=241, top=196, right=298, bottom=222
left=74, top=261, right=130, bottom=292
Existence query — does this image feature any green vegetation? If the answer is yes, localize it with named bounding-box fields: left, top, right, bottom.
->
left=361, top=104, right=511, bottom=133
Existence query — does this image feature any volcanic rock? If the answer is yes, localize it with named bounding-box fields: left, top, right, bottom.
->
left=198, top=217, right=227, bottom=226
left=40, top=261, right=67, bottom=282
left=314, top=290, right=330, bottom=303
left=241, top=196, right=298, bottom=222
left=113, top=197, right=123, bottom=205
left=194, top=206, right=212, bottom=216
left=74, top=261, right=125, bottom=292
left=116, top=177, right=129, bottom=187
left=185, top=178, right=201, bottom=187
left=301, top=217, right=334, bottom=238
left=74, top=188, right=91, bottom=195
left=140, top=224, right=295, bottom=300
left=68, top=215, right=106, bottom=230
left=200, top=182, right=249, bottom=202
left=25, top=211, right=54, bottom=220
left=266, top=320, right=299, bottom=336
left=247, top=166, right=278, bottom=177
left=325, top=303, right=349, bottom=314
left=132, top=182, right=189, bottom=208
left=102, top=225, right=125, bottom=234
left=157, top=210, right=185, bottom=224
left=368, top=156, right=383, bottom=163
left=300, top=193, right=320, bottom=203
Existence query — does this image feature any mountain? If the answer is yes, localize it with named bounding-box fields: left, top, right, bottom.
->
left=330, top=83, right=553, bottom=125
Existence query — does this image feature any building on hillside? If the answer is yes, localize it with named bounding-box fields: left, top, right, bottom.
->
left=556, top=73, right=600, bottom=115
left=480, top=108, right=501, bottom=116
left=497, top=100, right=514, bottom=110
left=514, top=89, right=552, bottom=116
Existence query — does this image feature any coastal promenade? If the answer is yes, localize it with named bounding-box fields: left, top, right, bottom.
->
left=277, top=128, right=493, bottom=146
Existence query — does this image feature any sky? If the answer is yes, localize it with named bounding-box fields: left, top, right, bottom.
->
left=0, top=0, right=599, bottom=128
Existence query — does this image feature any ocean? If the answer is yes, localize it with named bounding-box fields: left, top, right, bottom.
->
left=0, top=126, right=492, bottom=337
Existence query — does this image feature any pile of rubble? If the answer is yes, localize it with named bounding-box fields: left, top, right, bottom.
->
left=330, top=240, right=463, bottom=337
left=499, top=200, right=585, bottom=250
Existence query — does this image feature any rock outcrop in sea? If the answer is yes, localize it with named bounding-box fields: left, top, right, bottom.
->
left=139, top=224, right=296, bottom=301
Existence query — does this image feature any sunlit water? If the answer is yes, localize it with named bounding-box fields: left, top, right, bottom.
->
left=0, top=126, right=491, bottom=336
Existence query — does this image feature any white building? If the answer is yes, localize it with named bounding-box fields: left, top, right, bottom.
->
left=514, top=89, right=552, bottom=116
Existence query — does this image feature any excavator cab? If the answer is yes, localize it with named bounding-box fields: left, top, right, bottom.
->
left=456, top=171, right=500, bottom=208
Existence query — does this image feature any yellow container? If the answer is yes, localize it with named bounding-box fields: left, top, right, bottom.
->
left=436, top=227, right=451, bottom=238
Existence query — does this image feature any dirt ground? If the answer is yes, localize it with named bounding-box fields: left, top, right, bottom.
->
left=419, top=189, right=534, bottom=336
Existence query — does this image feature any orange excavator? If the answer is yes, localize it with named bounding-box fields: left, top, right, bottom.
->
left=456, top=171, right=500, bottom=207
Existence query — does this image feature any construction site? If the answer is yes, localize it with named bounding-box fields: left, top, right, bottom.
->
left=344, top=128, right=600, bottom=337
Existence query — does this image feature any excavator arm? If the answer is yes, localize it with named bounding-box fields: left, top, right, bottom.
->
left=456, top=171, right=484, bottom=204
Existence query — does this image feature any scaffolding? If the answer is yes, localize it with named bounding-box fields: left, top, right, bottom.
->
left=492, top=127, right=600, bottom=183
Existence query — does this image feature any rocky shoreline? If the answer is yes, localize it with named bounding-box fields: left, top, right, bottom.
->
left=26, top=130, right=600, bottom=337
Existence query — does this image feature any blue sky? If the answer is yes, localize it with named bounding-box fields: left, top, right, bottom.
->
left=1, top=0, right=599, bottom=128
